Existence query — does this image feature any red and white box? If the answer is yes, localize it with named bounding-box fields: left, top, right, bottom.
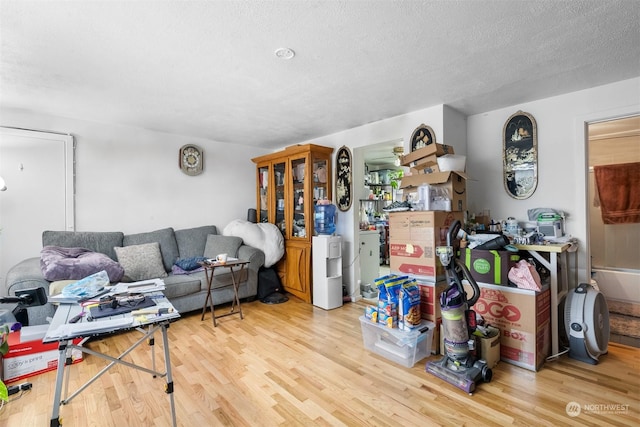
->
left=464, top=282, right=551, bottom=371
left=389, top=211, right=464, bottom=281
left=2, top=326, right=83, bottom=384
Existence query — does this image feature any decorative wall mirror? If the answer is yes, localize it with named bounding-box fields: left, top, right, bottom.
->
left=335, top=146, right=352, bottom=211
left=410, top=124, right=436, bottom=152
left=503, top=111, right=538, bottom=199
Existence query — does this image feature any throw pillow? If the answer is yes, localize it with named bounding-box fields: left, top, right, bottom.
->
left=203, top=235, right=243, bottom=259
left=174, top=256, right=207, bottom=271
left=40, top=246, right=125, bottom=282
left=114, top=242, right=168, bottom=282
left=123, top=228, right=179, bottom=272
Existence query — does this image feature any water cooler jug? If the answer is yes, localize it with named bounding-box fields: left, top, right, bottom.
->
left=312, top=235, right=343, bottom=310
left=315, top=201, right=336, bottom=235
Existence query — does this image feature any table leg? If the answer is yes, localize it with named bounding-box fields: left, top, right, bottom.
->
left=161, top=323, right=177, bottom=427
left=201, top=266, right=215, bottom=323
left=50, top=341, right=69, bottom=427
left=232, top=265, right=245, bottom=320
left=148, top=325, right=156, bottom=375
left=549, top=252, right=559, bottom=356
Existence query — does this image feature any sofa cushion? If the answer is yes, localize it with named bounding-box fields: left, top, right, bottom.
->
left=175, top=225, right=218, bottom=258
left=203, top=235, right=243, bottom=259
left=40, top=246, right=125, bottom=282
left=115, top=242, right=168, bottom=282
left=123, top=228, right=179, bottom=272
left=43, top=231, right=124, bottom=261
left=162, top=273, right=205, bottom=299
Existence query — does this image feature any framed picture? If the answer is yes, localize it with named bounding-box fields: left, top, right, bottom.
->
left=335, top=146, right=352, bottom=212
left=410, top=124, right=436, bottom=152
left=503, top=111, right=538, bottom=199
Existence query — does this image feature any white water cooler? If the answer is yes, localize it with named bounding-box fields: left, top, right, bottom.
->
left=312, top=235, right=343, bottom=310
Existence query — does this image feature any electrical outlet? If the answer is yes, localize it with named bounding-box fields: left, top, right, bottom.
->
left=7, top=385, right=19, bottom=395
left=20, top=382, right=33, bottom=391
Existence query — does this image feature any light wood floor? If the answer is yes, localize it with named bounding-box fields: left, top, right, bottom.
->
left=1, top=296, right=638, bottom=426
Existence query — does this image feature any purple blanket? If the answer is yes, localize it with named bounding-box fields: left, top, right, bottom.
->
left=40, top=246, right=124, bottom=282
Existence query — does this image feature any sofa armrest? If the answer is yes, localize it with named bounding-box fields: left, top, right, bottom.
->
left=5, top=257, right=50, bottom=295
left=238, top=245, right=265, bottom=271
left=237, top=245, right=265, bottom=298
left=5, top=257, right=55, bottom=326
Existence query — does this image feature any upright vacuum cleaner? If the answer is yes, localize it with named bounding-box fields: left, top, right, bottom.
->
left=425, top=220, right=492, bottom=394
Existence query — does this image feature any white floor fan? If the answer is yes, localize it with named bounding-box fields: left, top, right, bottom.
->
left=564, top=282, right=610, bottom=364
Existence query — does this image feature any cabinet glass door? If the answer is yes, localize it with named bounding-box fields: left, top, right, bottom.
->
left=273, top=161, right=286, bottom=234
left=312, top=157, right=329, bottom=203
left=290, top=156, right=307, bottom=238
left=258, top=165, right=269, bottom=223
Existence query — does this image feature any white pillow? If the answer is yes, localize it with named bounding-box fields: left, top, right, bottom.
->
left=223, top=220, right=284, bottom=268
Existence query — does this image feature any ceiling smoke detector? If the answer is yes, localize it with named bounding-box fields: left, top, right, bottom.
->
left=274, top=48, right=295, bottom=59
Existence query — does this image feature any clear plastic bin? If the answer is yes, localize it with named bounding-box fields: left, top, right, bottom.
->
left=359, top=316, right=434, bottom=367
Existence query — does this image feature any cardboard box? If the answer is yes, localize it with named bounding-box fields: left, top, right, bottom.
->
left=2, top=329, right=83, bottom=383
left=459, top=248, right=519, bottom=285
left=410, top=163, right=440, bottom=175
left=477, top=326, right=501, bottom=368
left=389, top=211, right=464, bottom=280
left=413, top=154, right=438, bottom=169
left=400, top=143, right=455, bottom=167
left=400, top=171, right=468, bottom=212
left=416, top=280, right=447, bottom=322
left=464, top=282, right=551, bottom=371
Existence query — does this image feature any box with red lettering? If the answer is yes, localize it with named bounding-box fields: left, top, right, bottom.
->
left=2, top=327, right=83, bottom=383
left=464, top=282, right=550, bottom=371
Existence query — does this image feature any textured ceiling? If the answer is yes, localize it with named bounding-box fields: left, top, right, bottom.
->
left=1, top=1, right=638, bottom=150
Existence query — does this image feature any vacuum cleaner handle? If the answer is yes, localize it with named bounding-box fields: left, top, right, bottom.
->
left=447, top=219, right=462, bottom=248
left=454, top=258, right=481, bottom=307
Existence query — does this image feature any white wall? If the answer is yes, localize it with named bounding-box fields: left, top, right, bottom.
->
left=300, top=104, right=449, bottom=297
left=466, top=77, right=640, bottom=286
left=3, top=77, right=638, bottom=301
left=0, top=108, right=271, bottom=235
left=299, top=78, right=640, bottom=299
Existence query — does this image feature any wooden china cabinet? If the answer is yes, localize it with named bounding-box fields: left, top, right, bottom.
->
left=252, top=144, right=333, bottom=303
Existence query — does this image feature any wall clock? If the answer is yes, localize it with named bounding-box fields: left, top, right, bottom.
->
left=179, top=144, right=204, bottom=176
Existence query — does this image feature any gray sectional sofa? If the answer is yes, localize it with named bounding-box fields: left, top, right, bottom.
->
left=4, top=225, right=265, bottom=326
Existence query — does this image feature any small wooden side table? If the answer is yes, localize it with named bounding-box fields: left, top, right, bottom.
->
left=199, top=259, right=249, bottom=326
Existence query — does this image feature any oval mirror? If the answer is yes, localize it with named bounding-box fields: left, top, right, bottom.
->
left=503, top=111, right=538, bottom=199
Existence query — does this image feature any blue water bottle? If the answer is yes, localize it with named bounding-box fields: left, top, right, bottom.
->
left=315, top=201, right=336, bottom=235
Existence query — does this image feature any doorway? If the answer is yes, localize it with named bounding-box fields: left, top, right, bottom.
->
left=0, top=127, right=75, bottom=286
left=353, top=139, right=406, bottom=293
left=587, top=115, right=640, bottom=347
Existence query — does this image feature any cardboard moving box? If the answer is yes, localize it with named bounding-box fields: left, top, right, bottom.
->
left=400, top=143, right=455, bottom=167
left=463, top=282, right=551, bottom=371
left=415, top=279, right=447, bottom=355
left=400, top=171, right=468, bottom=212
left=389, top=211, right=464, bottom=281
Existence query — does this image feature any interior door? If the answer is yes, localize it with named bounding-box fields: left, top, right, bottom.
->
left=0, top=128, right=74, bottom=286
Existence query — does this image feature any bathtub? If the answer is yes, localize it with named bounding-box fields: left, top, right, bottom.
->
left=592, top=268, right=640, bottom=303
